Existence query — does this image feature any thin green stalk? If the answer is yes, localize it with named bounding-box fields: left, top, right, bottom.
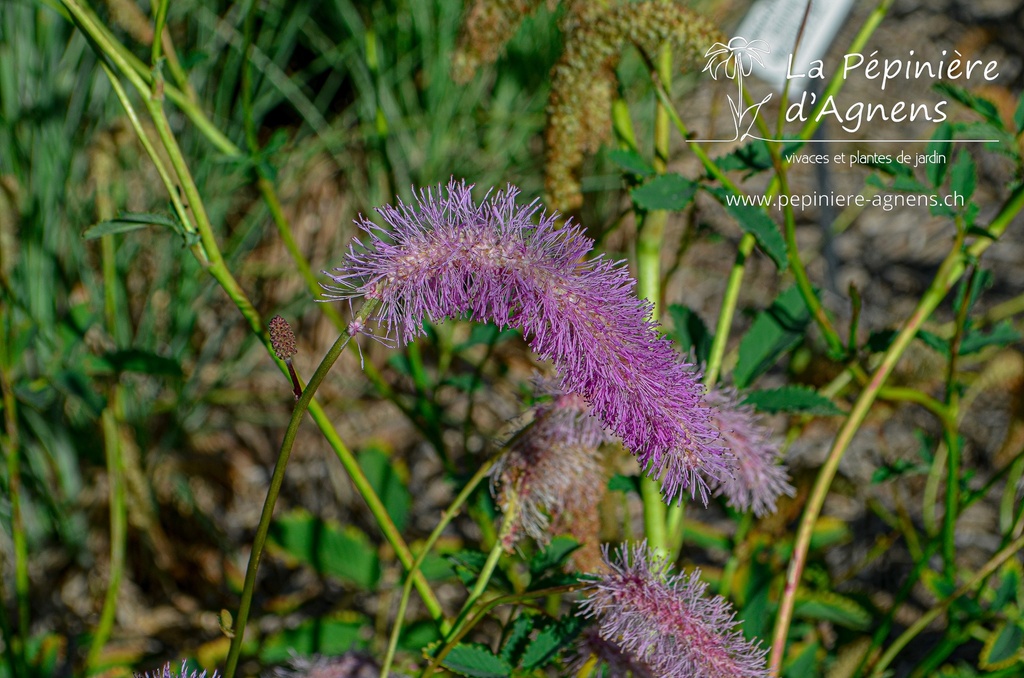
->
left=869, top=532, right=1024, bottom=677
left=705, top=234, right=755, bottom=387
left=225, top=306, right=363, bottom=678
left=769, top=234, right=965, bottom=673
left=639, top=44, right=672, bottom=553
left=450, top=537, right=506, bottom=638
left=149, top=0, right=168, bottom=66
left=381, top=459, right=496, bottom=677
left=85, top=406, right=127, bottom=674
left=764, top=146, right=844, bottom=356
left=769, top=183, right=1024, bottom=674
left=940, top=265, right=975, bottom=577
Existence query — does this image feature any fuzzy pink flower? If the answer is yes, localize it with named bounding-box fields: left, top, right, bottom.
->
left=323, top=180, right=727, bottom=503
left=577, top=542, right=769, bottom=678
left=706, top=388, right=794, bottom=517
left=491, top=381, right=610, bottom=568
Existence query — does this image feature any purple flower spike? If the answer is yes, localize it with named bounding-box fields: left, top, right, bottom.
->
left=578, top=542, right=769, bottom=678
left=706, top=388, right=794, bottom=517
left=323, top=180, right=727, bottom=503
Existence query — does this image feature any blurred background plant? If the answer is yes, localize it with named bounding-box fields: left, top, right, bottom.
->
left=1, top=0, right=1024, bottom=676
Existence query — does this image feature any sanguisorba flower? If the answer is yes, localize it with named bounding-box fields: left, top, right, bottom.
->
left=323, top=180, right=727, bottom=503
left=577, top=542, right=769, bottom=678
left=705, top=387, right=794, bottom=517
left=491, top=382, right=610, bottom=569
left=134, top=661, right=218, bottom=678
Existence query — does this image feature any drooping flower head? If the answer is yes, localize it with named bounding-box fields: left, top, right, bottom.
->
left=133, top=660, right=218, bottom=678
left=577, top=542, right=769, bottom=678
left=491, top=380, right=610, bottom=569
left=323, top=180, right=728, bottom=504
left=706, top=387, right=794, bottom=517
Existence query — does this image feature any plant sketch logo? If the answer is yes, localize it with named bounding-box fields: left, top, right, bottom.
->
left=702, top=36, right=773, bottom=142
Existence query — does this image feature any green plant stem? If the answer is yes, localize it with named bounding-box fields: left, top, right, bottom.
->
left=869, top=532, right=1024, bottom=677
left=765, top=147, right=844, bottom=356
left=940, top=264, right=974, bottom=577
left=150, top=0, right=168, bottom=66
left=85, top=405, right=127, bottom=674
left=223, top=300, right=440, bottom=678
left=638, top=44, right=673, bottom=553
left=769, top=183, right=1024, bottom=674
left=380, top=459, right=495, bottom=677
left=222, top=326, right=353, bottom=678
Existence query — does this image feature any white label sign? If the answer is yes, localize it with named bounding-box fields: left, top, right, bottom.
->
left=734, top=0, right=856, bottom=95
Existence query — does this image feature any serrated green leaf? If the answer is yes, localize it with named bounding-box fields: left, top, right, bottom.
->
left=631, top=173, right=698, bottom=211
left=959, top=321, right=1021, bottom=355
left=83, top=212, right=181, bottom=239
left=734, top=287, right=810, bottom=388
left=607, top=148, right=656, bottom=177
left=871, top=458, right=923, bottom=484
left=520, top=615, right=584, bottom=669
left=529, top=536, right=580, bottom=578
left=259, top=614, right=367, bottom=663
left=953, top=269, right=993, bottom=316
left=793, top=590, right=872, bottom=630
left=667, top=304, right=712, bottom=364
left=934, top=82, right=1004, bottom=129
left=927, top=122, right=955, bottom=188
left=993, top=560, right=1023, bottom=610
left=499, top=614, right=535, bottom=667
left=980, top=621, right=1024, bottom=670
left=268, top=510, right=380, bottom=588
left=358, top=447, right=411, bottom=532
left=891, top=174, right=929, bottom=193
left=705, top=186, right=788, bottom=269
left=718, top=138, right=804, bottom=176
left=442, top=643, right=512, bottom=678
left=743, top=386, right=843, bottom=416
left=950, top=149, right=976, bottom=203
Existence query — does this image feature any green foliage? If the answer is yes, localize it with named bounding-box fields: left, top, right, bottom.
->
left=734, top=286, right=810, bottom=388
left=268, top=510, right=381, bottom=589
left=630, top=172, right=698, bottom=211
left=259, top=614, right=368, bottom=663
left=743, top=385, right=843, bottom=416
left=704, top=185, right=789, bottom=269
left=442, top=643, right=512, bottom=678
left=667, top=303, right=712, bottom=364
left=357, top=447, right=412, bottom=533
left=607, top=148, right=656, bottom=177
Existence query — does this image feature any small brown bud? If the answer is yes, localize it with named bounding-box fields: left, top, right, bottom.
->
left=269, top=315, right=297, bottom=361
